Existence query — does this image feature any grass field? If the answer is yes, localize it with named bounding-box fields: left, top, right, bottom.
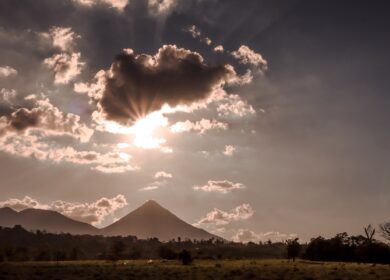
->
left=0, top=259, right=389, bottom=280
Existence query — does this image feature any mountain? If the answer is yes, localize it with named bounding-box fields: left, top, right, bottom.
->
left=102, top=200, right=218, bottom=241
left=0, top=200, right=219, bottom=241
left=0, top=207, right=19, bottom=228
left=0, top=207, right=98, bottom=235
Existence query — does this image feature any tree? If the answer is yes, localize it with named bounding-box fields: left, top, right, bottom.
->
left=286, top=238, right=301, bottom=262
left=379, top=222, right=390, bottom=240
left=158, top=245, right=177, bottom=260
left=110, top=240, right=126, bottom=261
left=364, top=224, right=375, bottom=243
left=70, top=247, right=79, bottom=260
left=179, top=249, right=192, bottom=265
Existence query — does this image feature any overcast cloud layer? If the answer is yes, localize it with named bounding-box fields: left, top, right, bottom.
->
left=0, top=0, right=389, bottom=241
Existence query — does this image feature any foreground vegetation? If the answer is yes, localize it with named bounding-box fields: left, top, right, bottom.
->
left=1, top=225, right=389, bottom=264
left=0, top=259, right=389, bottom=280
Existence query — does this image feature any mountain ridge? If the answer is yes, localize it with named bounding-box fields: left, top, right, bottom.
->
left=0, top=200, right=218, bottom=241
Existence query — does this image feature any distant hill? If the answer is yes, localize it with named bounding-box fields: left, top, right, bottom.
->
left=0, top=207, right=98, bottom=235
left=103, top=200, right=218, bottom=241
left=0, top=200, right=218, bottom=241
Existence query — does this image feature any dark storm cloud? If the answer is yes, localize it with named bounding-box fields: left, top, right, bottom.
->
left=97, top=45, right=234, bottom=123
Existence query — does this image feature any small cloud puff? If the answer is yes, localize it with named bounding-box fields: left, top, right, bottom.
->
left=170, top=119, right=228, bottom=134
left=223, top=145, right=236, bottom=156
left=154, top=171, right=173, bottom=179
left=195, top=203, right=254, bottom=226
left=231, top=45, right=268, bottom=72
left=0, top=66, right=17, bottom=78
left=194, top=180, right=245, bottom=194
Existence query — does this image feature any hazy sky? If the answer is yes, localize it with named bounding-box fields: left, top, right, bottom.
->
left=0, top=0, right=389, bottom=242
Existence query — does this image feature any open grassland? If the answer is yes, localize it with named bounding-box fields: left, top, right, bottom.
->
left=0, top=259, right=389, bottom=280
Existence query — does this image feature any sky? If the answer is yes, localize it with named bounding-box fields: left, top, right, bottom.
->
left=0, top=0, right=389, bottom=243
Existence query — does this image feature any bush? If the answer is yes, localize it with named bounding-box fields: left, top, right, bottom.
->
left=179, top=250, right=192, bottom=265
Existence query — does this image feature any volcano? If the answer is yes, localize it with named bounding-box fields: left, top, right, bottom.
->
left=102, top=200, right=217, bottom=241
left=0, top=200, right=218, bottom=241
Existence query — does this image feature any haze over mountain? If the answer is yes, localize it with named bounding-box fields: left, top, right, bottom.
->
left=0, top=201, right=217, bottom=241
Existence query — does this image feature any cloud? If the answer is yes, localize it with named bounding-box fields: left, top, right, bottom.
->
left=231, top=45, right=267, bottom=73
left=214, top=45, right=224, bottom=53
left=154, top=171, right=173, bottom=179
left=0, top=195, right=128, bottom=226
left=72, top=0, right=129, bottom=11
left=51, top=194, right=128, bottom=226
left=0, top=66, right=17, bottom=78
left=0, top=98, right=93, bottom=143
left=170, top=119, right=228, bottom=134
left=232, top=229, right=298, bottom=243
left=217, top=94, right=256, bottom=118
left=0, top=88, right=16, bottom=104
left=0, top=131, right=138, bottom=173
left=195, top=203, right=254, bottom=226
left=48, top=26, right=79, bottom=52
left=140, top=171, right=172, bottom=192
left=43, top=52, right=84, bottom=84
left=74, top=70, right=106, bottom=97
left=88, top=45, right=235, bottom=125
left=148, top=0, right=177, bottom=15
left=194, top=180, right=245, bottom=194
left=93, top=162, right=137, bottom=173
left=223, top=145, right=236, bottom=156
left=184, top=25, right=212, bottom=45
left=0, top=196, right=48, bottom=212
left=0, top=97, right=138, bottom=173
left=139, top=185, right=159, bottom=191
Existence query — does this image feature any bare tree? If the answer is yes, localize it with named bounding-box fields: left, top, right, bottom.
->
left=379, top=222, right=390, bottom=240
left=363, top=224, right=375, bottom=243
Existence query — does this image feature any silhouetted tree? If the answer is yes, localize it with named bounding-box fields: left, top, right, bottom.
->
left=286, top=238, right=300, bottom=262
left=0, top=224, right=387, bottom=263
left=70, top=248, right=79, bottom=260
left=158, top=245, right=177, bottom=260
left=380, top=222, right=390, bottom=241
left=364, top=224, right=375, bottom=244
left=179, top=249, right=192, bottom=265
left=110, top=240, right=126, bottom=261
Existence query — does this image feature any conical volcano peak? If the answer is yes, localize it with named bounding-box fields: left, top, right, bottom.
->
left=143, top=199, right=160, bottom=206
left=138, top=200, right=166, bottom=210
left=103, top=200, right=219, bottom=241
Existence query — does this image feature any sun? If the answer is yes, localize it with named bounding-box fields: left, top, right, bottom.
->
left=97, top=106, right=175, bottom=150
left=130, top=111, right=168, bottom=149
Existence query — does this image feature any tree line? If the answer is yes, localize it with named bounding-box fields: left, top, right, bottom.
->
left=0, top=223, right=389, bottom=264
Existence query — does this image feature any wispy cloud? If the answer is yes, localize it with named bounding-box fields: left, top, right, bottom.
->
left=232, top=229, right=298, bottom=243
left=194, top=180, right=245, bottom=194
